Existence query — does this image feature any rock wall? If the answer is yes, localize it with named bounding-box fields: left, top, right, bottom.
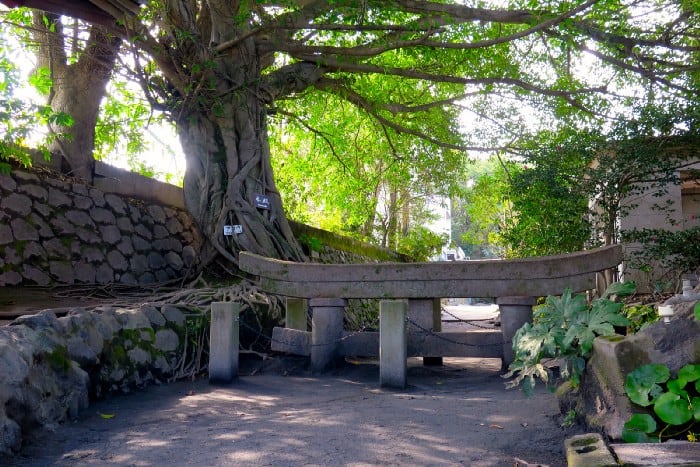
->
left=0, top=304, right=197, bottom=454
left=0, top=168, right=203, bottom=286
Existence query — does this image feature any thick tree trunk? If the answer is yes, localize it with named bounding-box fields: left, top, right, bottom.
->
left=176, top=42, right=305, bottom=265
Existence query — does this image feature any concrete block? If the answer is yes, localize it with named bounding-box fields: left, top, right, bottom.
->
left=380, top=300, right=407, bottom=388
left=209, top=302, right=240, bottom=384
left=270, top=327, right=311, bottom=356
left=285, top=297, right=308, bottom=331
left=497, top=296, right=534, bottom=368
left=310, top=298, right=346, bottom=372
left=565, top=433, right=617, bottom=467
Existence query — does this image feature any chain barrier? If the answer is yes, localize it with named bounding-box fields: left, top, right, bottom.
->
left=238, top=319, right=372, bottom=348
left=440, top=306, right=500, bottom=330
left=237, top=314, right=510, bottom=350
left=407, top=317, right=507, bottom=347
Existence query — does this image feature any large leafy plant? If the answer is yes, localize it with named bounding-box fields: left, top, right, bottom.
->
left=623, top=363, right=700, bottom=443
left=504, top=282, right=633, bottom=395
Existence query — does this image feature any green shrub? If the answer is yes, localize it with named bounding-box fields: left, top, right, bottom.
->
left=504, top=282, right=633, bottom=395
left=623, top=363, right=700, bottom=443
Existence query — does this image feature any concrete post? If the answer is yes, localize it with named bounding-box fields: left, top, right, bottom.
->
left=285, top=297, right=308, bottom=331
left=209, top=301, right=240, bottom=384
left=310, top=298, right=347, bottom=372
left=408, top=298, right=442, bottom=366
left=380, top=300, right=408, bottom=388
left=496, top=296, right=535, bottom=370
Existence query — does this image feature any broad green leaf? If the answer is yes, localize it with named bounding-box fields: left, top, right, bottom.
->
left=693, top=397, right=700, bottom=421
left=694, top=302, right=700, bottom=321
left=622, top=413, right=657, bottom=443
left=678, top=364, right=700, bottom=382
left=602, top=281, right=636, bottom=299
left=654, top=392, right=692, bottom=425
left=625, top=364, right=670, bottom=407
left=666, top=378, right=688, bottom=397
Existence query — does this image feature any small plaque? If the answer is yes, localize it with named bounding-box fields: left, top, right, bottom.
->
left=254, top=194, right=270, bottom=210
left=233, top=224, right=243, bottom=234
left=223, top=225, right=234, bottom=236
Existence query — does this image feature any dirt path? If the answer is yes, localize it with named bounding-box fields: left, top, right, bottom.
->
left=2, top=357, right=583, bottom=466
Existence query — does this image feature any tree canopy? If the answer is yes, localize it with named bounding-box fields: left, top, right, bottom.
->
left=1, top=0, right=699, bottom=266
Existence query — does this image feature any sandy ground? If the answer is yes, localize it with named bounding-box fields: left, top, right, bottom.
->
left=1, top=356, right=585, bottom=467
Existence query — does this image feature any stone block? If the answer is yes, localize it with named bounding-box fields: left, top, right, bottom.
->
left=1, top=193, right=32, bottom=216
left=65, top=210, right=95, bottom=228
left=147, top=252, right=165, bottom=269
left=73, top=262, right=96, bottom=283
left=107, top=250, right=128, bottom=271
left=73, top=195, right=93, bottom=210
left=95, top=263, right=115, bottom=283
left=162, top=305, right=185, bottom=325
left=0, top=173, right=17, bottom=192
left=21, top=265, right=51, bottom=285
left=19, top=184, right=48, bottom=201
left=0, top=224, right=13, bottom=245
left=209, top=302, right=240, bottom=384
left=165, top=252, right=183, bottom=271
left=116, top=237, right=134, bottom=255
left=48, top=187, right=72, bottom=208
left=134, top=224, right=153, bottom=240
left=29, top=213, right=53, bottom=238
left=141, top=305, right=166, bottom=327
left=104, top=193, right=127, bottom=214
left=132, top=235, right=150, bottom=251
left=155, top=329, right=179, bottom=352
left=380, top=300, right=407, bottom=388
left=564, top=433, right=616, bottom=467
left=49, top=261, right=75, bottom=284
left=91, top=207, right=116, bottom=225
left=147, top=205, right=166, bottom=224
left=10, top=218, right=39, bottom=241
left=116, top=216, right=134, bottom=232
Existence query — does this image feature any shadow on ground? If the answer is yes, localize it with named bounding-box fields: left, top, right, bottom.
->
left=2, top=356, right=585, bottom=467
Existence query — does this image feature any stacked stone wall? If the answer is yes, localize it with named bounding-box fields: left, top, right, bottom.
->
left=0, top=168, right=203, bottom=286
left=0, top=304, right=197, bottom=454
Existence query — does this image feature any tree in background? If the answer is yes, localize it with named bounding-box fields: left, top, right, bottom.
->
left=29, top=10, right=121, bottom=181
left=0, top=0, right=698, bottom=268
left=269, top=82, right=464, bottom=258
left=463, top=104, right=700, bottom=258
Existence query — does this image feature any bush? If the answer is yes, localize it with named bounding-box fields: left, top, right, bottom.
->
left=504, top=282, right=633, bottom=395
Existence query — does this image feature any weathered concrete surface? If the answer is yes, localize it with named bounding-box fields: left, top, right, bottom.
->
left=565, top=433, right=617, bottom=467
left=239, top=245, right=623, bottom=299
left=379, top=300, right=407, bottom=388
left=610, top=441, right=700, bottom=465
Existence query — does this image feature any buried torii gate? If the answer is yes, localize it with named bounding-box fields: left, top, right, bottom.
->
left=238, top=245, right=623, bottom=387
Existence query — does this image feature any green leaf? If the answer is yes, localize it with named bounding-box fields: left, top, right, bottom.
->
left=667, top=378, right=688, bottom=397
left=28, top=66, right=52, bottom=95
left=622, top=414, right=658, bottom=443
left=694, top=302, right=700, bottom=321
left=602, top=281, right=636, bottom=299
left=625, top=364, right=670, bottom=407
left=654, top=392, right=693, bottom=425
left=678, top=364, right=700, bottom=382
left=692, top=397, right=700, bottom=421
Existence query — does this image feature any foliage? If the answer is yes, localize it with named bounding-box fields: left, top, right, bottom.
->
left=504, top=282, right=634, bottom=396
left=622, top=227, right=700, bottom=280
left=4, top=1, right=700, bottom=265
left=466, top=103, right=700, bottom=259
left=270, top=88, right=467, bottom=253
left=397, top=227, right=447, bottom=262
left=622, top=303, right=658, bottom=334
left=623, top=363, right=700, bottom=443
left=453, top=158, right=513, bottom=258
left=500, top=132, right=593, bottom=257
left=0, top=14, right=73, bottom=173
